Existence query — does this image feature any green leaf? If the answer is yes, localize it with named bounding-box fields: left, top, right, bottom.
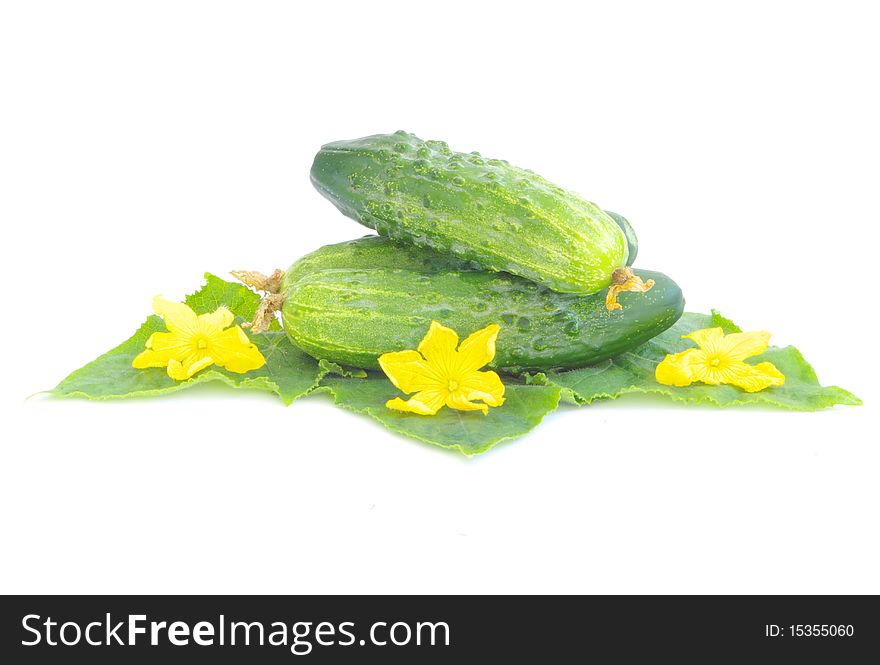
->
left=531, top=311, right=861, bottom=410
left=317, top=359, right=368, bottom=379
left=52, top=273, right=323, bottom=404
left=706, top=308, right=741, bottom=334
left=316, top=373, right=562, bottom=456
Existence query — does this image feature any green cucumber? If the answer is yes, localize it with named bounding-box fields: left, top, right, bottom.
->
left=280, top=237, right=683, bottom=372
left=284, top=235, right=473, bottom=284
left=607, top=210, right=638, bottom=266
left=310, top=131, right=630, bottom=294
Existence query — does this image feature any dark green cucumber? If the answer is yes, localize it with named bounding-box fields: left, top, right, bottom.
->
left=310, top=131, right=630, bottom=294
left=607, top=210, right=638, bottom=266
left=281, top=237, right=683, bottom=372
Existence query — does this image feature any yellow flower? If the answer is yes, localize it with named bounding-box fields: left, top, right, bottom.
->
left=132, top=297, right=265, bottom=380
left=606, top=267, right=655, bottom=311
left=655, top=327, right=785, bottom=393
left=378, top=321, right=506, bottom=416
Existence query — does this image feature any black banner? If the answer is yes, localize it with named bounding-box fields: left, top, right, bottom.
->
left=1, top=595, right=876, bottom=662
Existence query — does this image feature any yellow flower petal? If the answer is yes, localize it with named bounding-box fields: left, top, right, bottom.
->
left=198, top=306, right=235, bottom=332
left=378, top=349, right=443, bottom=394
left=208, top=326, right=265, bottom=374
left=718, top=330, right=771, bottom=362
left=417, top=321, right=459, bottom=369
left=718, top=360, right=785, bottom=393
left=152, top=296, right=199, bottom=336
left=460, top=370, right=506, bottom=407
left=753, top=362, right=785, bottom=385
left=445, top=390, right=493, bottom=414
left=456, top=324, right=500, bottom=374
left=145, top=331, right=192, bottom=355
left=167, top=355, right=214, bottom=381
left=386, top=389, right=446, bottom=415
left=132, top=348, right=175, bottom=369
left=683, top=327, right=725, bottom=355
left=655, top=349, right=702, bottom=387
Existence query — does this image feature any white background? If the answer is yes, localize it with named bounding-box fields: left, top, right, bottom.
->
left=1, top=1, right=877, bottom=594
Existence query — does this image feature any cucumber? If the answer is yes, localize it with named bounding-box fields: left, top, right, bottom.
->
left=310, top=131, right=630, bottom=294
left=606, top=210, right=638, bottom=266
left=280, top=237, right=683, bottom=372
left=284, top=235, right=473, bottom=284
left=287, top=207, right=636, bottom=284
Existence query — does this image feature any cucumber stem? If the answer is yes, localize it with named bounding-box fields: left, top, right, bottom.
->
left=231, top=269, right=286, bottom=333
left=605, top=267, right=655, bottom=311
left=230, top=269, right=285, bottom=295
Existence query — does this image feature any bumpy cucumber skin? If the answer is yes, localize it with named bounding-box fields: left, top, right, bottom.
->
left=310, top=131, right=629, bottom=294
left=281, top=238, right=683, bottom=373
left=606, top=210, right=638, bottom=266
left=284, top=235, right=473, bottom=285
